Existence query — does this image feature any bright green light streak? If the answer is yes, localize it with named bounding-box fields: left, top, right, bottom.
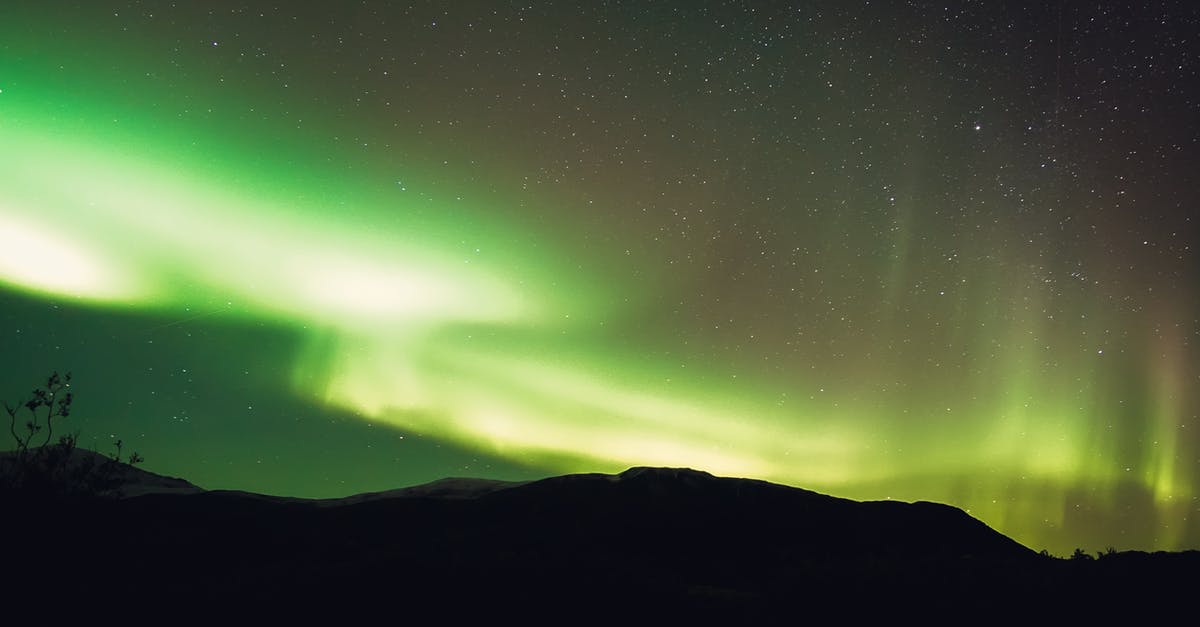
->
left=0, top=113, right=875, bottom=488
left=1, top=51, right=1194, bottom=554
left=306, top=336, right=866, bottom=484
left=0, top=123, right=540, bottom=327
left=0, top=210, right=145, bottom=302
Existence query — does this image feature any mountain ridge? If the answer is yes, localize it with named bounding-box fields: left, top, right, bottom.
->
left=4, top=455, right=1197, bottom=618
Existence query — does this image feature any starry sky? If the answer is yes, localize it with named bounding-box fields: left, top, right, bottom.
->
left=1, top=1, right=1197, bottom=554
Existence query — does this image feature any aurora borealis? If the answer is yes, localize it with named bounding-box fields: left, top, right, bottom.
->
left=1, top=1, right=1197, bottom=554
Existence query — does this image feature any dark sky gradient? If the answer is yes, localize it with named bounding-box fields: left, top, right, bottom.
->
left=1, top=1, right=1197, bottom=555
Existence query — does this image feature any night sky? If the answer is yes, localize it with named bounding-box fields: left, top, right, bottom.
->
left=2, top=1, right=1197, bottom=555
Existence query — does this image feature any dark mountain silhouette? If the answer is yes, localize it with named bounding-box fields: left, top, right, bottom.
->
left=2, top=460, right=1196, bottom=619
left=1, top=446, right=202, bottom=497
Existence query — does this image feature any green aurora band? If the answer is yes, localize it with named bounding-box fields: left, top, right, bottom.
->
left=1, top=3, right=1197, bottom=555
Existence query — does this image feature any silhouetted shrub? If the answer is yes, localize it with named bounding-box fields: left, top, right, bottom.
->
left=1, top=372, right=142, bottom=498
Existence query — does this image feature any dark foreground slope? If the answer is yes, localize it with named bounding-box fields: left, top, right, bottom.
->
left=2, top=465, right=1195, bottom=619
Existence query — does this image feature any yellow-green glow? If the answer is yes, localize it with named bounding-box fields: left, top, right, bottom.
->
left=310, top=344, right=864, bottom=484
left=0, top=123, right=542, bottom=328
left=1, top=3, right=1196, bottom=557
left=3, top=109, right=1195, bottom=555
left=0, top=211, right=144, bottom=302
